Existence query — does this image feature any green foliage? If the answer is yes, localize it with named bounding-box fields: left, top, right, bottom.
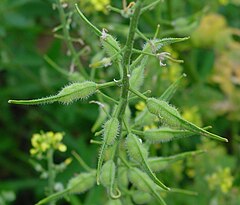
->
left=1, top=0, right=240, bottom=205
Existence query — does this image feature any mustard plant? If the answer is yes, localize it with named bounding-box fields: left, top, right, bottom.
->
left=8, top=0, right=228, bottom=204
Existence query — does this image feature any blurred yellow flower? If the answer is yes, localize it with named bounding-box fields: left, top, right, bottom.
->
left=182, top=106, right=202, bottom=127
left=135, top=101, right=146, bottom=111
left=206, top=167, right=234, bottom=194
left=30, top=131, right=67, bottom=157
left=80, top=0, right=110, bottom=14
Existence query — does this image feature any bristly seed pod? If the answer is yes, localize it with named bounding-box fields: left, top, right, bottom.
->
left=132, top=191, right=152, bottom=205
left=97, top=117, right=119, bottom=185
left=146, top=98, right=228, bottom=142
left=8, top=81, right=97, bottom=105
left=101, top=33, right=121, bottom=61
left=128, top=168, right=166, bottom=205
left=143, top=127, right=195, bottom=143
left=148, top=150, right=205, bottom=172
left=100, top=160, right=121, bottom=198
left=67, top=171, right=96, bottom=194
left=125, top=133, right=169, bottom=190
left=36, top=171, right=96, bottom=205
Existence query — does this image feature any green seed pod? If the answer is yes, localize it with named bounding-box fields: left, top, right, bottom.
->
left=148, top=150, right=205, bottom=172
left=101, top=34, right=121, bottom=61
left=128, top=168, right=166, bottom=205
left=105, top=199, right=122, bottom=205
left=103, top=118, right=119, bottom=146
left=146, top=98, right=182, bottom=128
left=125, top=133, right=169, bottom=190
left=67, top=171, right=96, bottom=194
left=8, top=81, right=97, bottom=105
left=146, top=98, right=228, bottom=142
left=132, top=191, right=152, bottom=205
left=91, top=103, right=110, bottom=132
left=130, top=57, right=148, bottom=91
left=100, top=160, right=121, bottom=198
left=117, top=167, right=129, bottom=190
left=143, top=127, right=194, bottom=143
left=159, top=74, right=186, bottom=102
left=97, top=118, right=119, bottom=185
left=125, top=133, right=148, bottom=163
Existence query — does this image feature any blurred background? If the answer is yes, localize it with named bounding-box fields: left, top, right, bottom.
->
left=0, top=0, right=239, bottom=204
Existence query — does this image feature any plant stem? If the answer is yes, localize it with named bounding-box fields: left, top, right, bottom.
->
left=47, top=148, right=56, bottom=205
left=57, top=1, right=88, bottom=78
left=116, top=0, right=144, bottom=119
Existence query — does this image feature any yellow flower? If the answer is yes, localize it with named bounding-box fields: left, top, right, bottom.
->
left=30, top=131, right=66, bottom=157
left=80, top=0, right=110, bottom=14
left=182, top=106, right=202, bottom=127
left=57, top=143, right=67, bottom=152
left=206, top=167, right=234, bottom=194
left=135, top=101, right=146, bottom=111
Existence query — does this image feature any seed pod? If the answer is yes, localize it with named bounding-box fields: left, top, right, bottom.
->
left=100, top=160, right=121, bottom=198
left=132, top=191, right=152, bottom=205
left=154, top=37, right=190, bottom=50
left=146, top=98, right=228, bottom=142
left=97, top=118, right=119, bottom=185
left=103, top=118, right=119, bottom=146
left=148, top=150, right=205, bottom=172
left=58, top=81, right=97, bottom=104
left=117, top=167, right=129, bottom=190
left=101, top=34, right=121, bottom=61
left=125, top=133, right=169, bottom=190
left=143, top=127, right=194, bottom=143
left=67, top=171, right=96, bottom=194
left=125, top=133, right=148, bottom=163
left=159, top=74, right=186, bottom=102
left=8, top=81, right=97, bottom=105
left=91, top=103, right=110, bottom=132
left=128, top=168, right=166, bottom=205
left=130, top=57, right=148, bottom=91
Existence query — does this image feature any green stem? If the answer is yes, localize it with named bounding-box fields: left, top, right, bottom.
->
left=128, top=87, right=148, bottom=100
left=71, top=151, right=93, bottom=172
left=47, top=148, right=56, bottom=205
left=116, top=0, right=144, bottom=119
left=57, top=1, right=88, bottom=78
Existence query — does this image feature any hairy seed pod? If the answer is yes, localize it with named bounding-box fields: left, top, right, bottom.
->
left=103, top=118, right=119, bottom=145
left=159, top=74, right=186, bottom=102
left=100, top=160, right=115, bottom=187
left=132, top=191, right=152, bottom=205
left=125, top=133, right=148, bottom=163
left=67, top=171, right=96, bottom=194
left=148, top=150, right=205, bottom=172
left=128, top=168, right=166, bottom=205
left=130, top=57, right=148, bottom=91
left=91, top=103, right=110, bottom=132
left=125, top=133, right=169, bottom=190
left=8, top=81, right=97, bottom=105
left=146, top=98, right=182, bottom=128
left=100, top=160, right=121, bottom=198
left=146, top=98, right=227, bottom=142
left=101, top=34, right=121, bottom=61
left=58, top=81, right=97, bottom=104
left=143, top=127, right=194, bottom=143
left=117, top=167, right=129, bottom=190
left=97, top=118, right=119, bottom=185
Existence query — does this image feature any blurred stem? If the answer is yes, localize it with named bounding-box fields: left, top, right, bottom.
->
left=56, top=1, right=88, bottom=78
left=47, top=148, right=56, bottom=205
left=166, top=0, right=173, bottom=21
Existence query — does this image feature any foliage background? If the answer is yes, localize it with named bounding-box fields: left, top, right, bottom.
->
left=0, top=0, right=239, bottom=204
